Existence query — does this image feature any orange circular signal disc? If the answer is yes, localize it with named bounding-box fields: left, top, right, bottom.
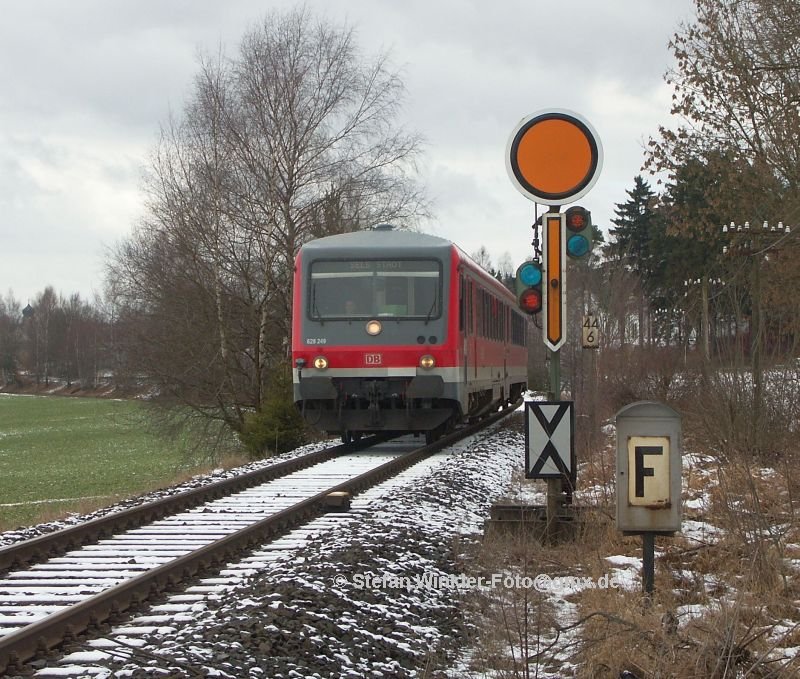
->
left=517, top=119, right=592, bottom=195
left=506, top=109, right=602, bottom=205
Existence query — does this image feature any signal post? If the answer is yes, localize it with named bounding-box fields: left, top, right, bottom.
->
left=506, top=109, right=603, bottom=540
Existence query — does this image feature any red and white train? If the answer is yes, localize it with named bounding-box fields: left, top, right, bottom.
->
left=291, top=225, right=529, bottom=442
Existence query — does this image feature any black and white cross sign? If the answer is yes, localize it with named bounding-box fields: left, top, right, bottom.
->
left=525, top=401, right=574, bottom=480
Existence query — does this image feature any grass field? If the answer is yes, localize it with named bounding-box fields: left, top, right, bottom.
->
left=0, top=394, right=229, bottom=531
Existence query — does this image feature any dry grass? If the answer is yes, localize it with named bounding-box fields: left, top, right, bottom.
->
left=576, top=585, right=800, bottom=678
left=461, top=355, right=800, bottom=677
left=463, top=510, right=800, bottom=677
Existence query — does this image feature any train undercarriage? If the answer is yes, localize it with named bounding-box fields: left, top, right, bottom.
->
left=296, top=374, right=523, bottom=444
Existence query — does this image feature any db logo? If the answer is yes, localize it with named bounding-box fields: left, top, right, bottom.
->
left=365, top=353, right=383, bottom=365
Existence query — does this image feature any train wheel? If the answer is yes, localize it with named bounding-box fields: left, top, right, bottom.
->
left=341, top=431, right=353, bottom=444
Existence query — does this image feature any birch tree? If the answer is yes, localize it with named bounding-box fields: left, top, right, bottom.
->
left=108, top=7, right=426, bottom=448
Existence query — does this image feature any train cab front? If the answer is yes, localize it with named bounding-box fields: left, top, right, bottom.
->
left=294, top=343, right=454, bottom=437
left=292, top=246, right=459, bottom=438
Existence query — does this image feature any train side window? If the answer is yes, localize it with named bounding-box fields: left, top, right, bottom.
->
left=476, top=288, right=482, bottom=337
left=489, top=296, right=493, bottom=339
left=486, top=292, right=491, bottom=338
left=478, top=290, right=482, bottom=337
left=463, top=280, right=466, bottom=335
left=480, top=289, right=485, bottom=338
left=512, top=312, right=518, bottom=345
left=511, top=310, right=527, bottom=346
left=497, top=299, right=502, bottom=341
left=482, top=290, right=488, bottom=338
left=467, top=279, right=475, bottom=335
left=459, top=275, right=465, bottom=332
left=470, top=282, right=474, bottom=335
left=476, top=288, right=481, bottom=337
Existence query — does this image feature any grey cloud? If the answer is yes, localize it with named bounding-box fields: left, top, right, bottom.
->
left=0, top=0, right=694, bottom=303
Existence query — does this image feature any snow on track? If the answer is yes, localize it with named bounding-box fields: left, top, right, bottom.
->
left=0, top=440, right=415, bottom=640
left=33, top=417, right=524, bottom=678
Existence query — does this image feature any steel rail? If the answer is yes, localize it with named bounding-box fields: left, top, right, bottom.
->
left=0, top=436, right=383, bottom=574
left=0, top=404, right=517, bottom=674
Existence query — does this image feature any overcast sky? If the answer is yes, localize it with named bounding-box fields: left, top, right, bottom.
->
left=0, top=0, right=696, bottom=306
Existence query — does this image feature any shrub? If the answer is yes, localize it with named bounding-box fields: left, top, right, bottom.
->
left=240, top=368, right=307, bottom=457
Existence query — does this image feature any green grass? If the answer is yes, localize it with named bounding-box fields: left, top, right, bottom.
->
left=0, top=395, right=224, bottom=531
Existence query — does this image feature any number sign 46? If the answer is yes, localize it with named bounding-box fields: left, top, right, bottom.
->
left=582, top=315, right=600, bottom=349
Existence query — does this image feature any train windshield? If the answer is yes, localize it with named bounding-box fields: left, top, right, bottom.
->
left=309, top=259, right=442, bottom=320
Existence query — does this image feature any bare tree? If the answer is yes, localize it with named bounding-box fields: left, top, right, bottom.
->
left=0, top=293, right=22, bottom=384
left=108, top=7, right=427, bottom=448
left=647, top=0, right=800, bottom=218
left=470, top=246, right=494, bottom=272
left=496, top=252, right=515, bottom=280
left=31, top=287, right=59, bottom=386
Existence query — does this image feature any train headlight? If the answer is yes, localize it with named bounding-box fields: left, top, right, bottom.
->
left=365, top=320, right=382, bottom=336
left=313, top=356, right=328, bottom=370
left=419, top=355, right=435, bottom=370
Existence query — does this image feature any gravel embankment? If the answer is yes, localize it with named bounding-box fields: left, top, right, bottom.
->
left=85, top=417, right=524, bottom=678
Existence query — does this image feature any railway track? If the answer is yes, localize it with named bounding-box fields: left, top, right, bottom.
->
left=0, top=406, right=515, bottom=675
left=0, top=436, right=383, bottom=571
left=38, top=452, right=453, bottom=677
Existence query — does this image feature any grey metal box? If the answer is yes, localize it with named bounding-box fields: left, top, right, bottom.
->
left=615, top=401, right=682, bottom=534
